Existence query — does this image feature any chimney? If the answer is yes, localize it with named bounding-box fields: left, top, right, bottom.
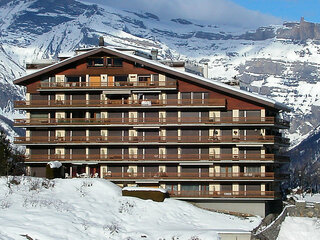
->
left=151, top=49, right=158, bottom=60
left=99, top=36, right=104, bottom=47
left=203, top=63, right=208, bottom=78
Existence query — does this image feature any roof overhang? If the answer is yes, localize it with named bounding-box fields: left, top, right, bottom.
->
left=14, top=47, right=291, bottom=112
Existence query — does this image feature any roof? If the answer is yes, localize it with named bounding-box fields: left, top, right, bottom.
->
left=14, top=47, right=291, bottom=111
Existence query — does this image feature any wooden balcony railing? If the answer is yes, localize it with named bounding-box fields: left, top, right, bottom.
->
left=103, top=172, right=275, bottom=180
left=168, top=190, right=277, bottom=198
left=15, top=135, right=289, bottom=145
left=14, top=116, right=290, bottom=128
left=38, top=80, right=177, bottom=89
left=25, top=153, right=288, bottom=162
left=14, top=99, right=226, bottom=108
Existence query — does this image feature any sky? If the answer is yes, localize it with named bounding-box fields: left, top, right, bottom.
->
left=232, top=0, right=320, bottom=23
left=84, top=0, right=319, bottom=28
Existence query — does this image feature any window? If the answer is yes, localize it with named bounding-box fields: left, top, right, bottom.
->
left=138, top=75, right=151, bottom=82
left=246, top=166, right=260, bottom=173
left=114, top=75, right=128, bottom=82
left=30, top=113, right=48, bottom=119
left=107, top=58, right=123, bottom=67
left=66, top=76, right=81, bottom=82
left=87, top=58, right=104, bottom=67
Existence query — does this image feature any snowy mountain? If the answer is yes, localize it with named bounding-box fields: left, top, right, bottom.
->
left=1, top=0, right=320, bottom=156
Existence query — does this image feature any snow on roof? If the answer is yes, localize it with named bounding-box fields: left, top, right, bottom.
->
left=47, top=161, right=62, bottom=169
left=122, top=186, right=167, bottom=193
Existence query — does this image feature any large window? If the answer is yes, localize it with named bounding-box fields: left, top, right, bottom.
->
left=107, top=58, right=123, bottom=67
left=114, top=75, right=128, bottom=82
left=87, top=57, right=104, bottom=67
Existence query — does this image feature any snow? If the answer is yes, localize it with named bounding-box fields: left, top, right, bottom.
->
left=0, top=177, right=261, bottom=240
left=290, top=193, right=320, bottom=203
left=277, top=217, right=320, bottom=240
left=47, top=161, right=62, bottom=169
left=123, top=186, right=167, bottom=193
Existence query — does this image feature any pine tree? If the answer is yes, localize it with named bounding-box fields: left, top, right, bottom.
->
left=0, top=131, right=24, bottom=176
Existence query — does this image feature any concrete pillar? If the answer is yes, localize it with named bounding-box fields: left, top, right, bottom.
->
left=233, top=184, right=239, bottom=193
left=215, top=165, right=220, bottom=176
left=209, top=165, right=215, bottom=177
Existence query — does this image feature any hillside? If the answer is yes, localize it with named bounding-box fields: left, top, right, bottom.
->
left=1, top=0, right=320, bottom=167
left=0, top=177, right=260, bottom=239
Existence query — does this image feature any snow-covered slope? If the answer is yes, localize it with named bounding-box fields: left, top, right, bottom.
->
left=277, top=217, right=320, bottom=240
left=1, top=0, right=320, bottom=149
left=0, top=177, right=260, bottom=239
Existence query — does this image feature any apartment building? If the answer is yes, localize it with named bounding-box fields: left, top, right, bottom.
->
left=14, top=46, right=290, bottom=216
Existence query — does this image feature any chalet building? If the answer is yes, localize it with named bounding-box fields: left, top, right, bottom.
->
left=13, top=46, right=290, bottom=216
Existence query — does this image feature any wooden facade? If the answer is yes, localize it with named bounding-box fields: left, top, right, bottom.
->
left=14, top=47, right=290, bottom=201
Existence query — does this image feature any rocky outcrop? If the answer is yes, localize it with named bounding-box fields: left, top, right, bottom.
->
left=277, top=17, right=320, bottom=41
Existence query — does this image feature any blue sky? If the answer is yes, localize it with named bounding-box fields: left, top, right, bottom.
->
left=85, top=0, right=318, bottom=28
left=232, top=0, right=319, bottom=23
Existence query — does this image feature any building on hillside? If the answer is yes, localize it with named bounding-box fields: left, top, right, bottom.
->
left=13, top=46, right=290, bottom=217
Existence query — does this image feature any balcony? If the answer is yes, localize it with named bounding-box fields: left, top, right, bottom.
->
left=103, top=172, right=275, bottom=180
left=14, top=135, right=289, bottom=145
left=38, top=80, right=177, bottom=90
left=14, top=99, right=226, bottom=109
left=14, top=117, right=290, bottom=128
left=24, top=153, right=287, bottom=163
left=168, top=190, right=277, bottom=198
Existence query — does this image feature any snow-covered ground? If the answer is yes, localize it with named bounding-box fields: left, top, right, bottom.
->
left=277, top=217, right=320, bottom=240
left=0, top=177, right=260, bottom=240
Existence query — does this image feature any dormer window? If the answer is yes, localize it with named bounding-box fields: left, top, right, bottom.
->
left=87, top=57, right=104, bottom=67
left=107, top=57, right=123, bottom=67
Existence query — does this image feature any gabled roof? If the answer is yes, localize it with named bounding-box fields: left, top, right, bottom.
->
left=14, top=47, right=290, bottom=111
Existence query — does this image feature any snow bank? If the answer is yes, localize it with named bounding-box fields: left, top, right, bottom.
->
left=0, top=177, right=260, bottom=239
left=277, top=217, right=320, bottom=240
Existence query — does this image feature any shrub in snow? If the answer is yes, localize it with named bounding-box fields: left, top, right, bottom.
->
left=29, top=178, right=41, bottom=191
left=104, top=222, right=121, bottom=236
left=75, top=180, right=93, bottom=197
left=189, top=236, right=201, bottom=240
left=118, top=200, right=136, bottom=214
left=0, top=199, right=11, bottom=209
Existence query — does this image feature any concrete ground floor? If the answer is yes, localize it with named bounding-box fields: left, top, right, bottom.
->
left=176, top=198, right=283, bottom=217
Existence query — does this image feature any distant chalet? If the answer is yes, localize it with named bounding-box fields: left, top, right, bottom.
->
left=13, top=46, right=290, bottom=217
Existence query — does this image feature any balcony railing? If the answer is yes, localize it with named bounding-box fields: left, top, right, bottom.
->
left=14, top=117, right=290, bottom=128
left=15, top=135, right=289, bottom=145
left=168, top=190, right=277, bottom=198
left=24, top=153, right=288, bottom=162
left=14, top=99, right=226, bottom=108
left=103, top=172, right=275, bottom=180
left=38, top=80, right=177, bottom=89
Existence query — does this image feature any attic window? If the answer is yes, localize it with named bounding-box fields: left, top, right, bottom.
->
left=107, top=58, right=123, bottom=67
left=87, top=57, right=104, bottom=67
